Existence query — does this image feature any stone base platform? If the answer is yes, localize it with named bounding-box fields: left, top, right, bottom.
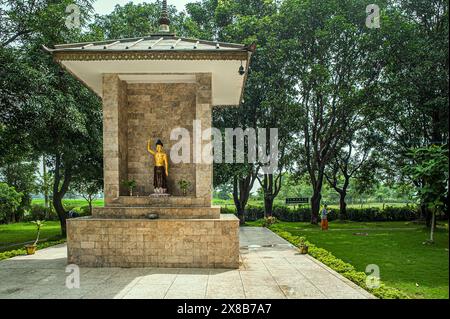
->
left=93, top=206, right=221, bottom=219
left=67, top=214, right=239, bottom=268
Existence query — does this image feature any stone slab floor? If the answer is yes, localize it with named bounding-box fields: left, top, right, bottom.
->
left=0, top=227, right=374, bottom=299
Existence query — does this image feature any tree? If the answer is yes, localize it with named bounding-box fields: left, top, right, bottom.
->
left=214, top=183, right=233, bottom=200
left=325, top=131, right=376, bottom=218
left=71, top=180, right=101, bottom=215
left=70, top=158, right=103, bottom=215
left=0, top=182, right=23, bottom=224
left=377, top=0, right=449, bottom=223
left=88, top=0, right=185, bottom=40
left=281, top=0, right=385, bottom=223
left=0, top=160, right=38, bottom=221
left=405, top=145, right=449, bottom=242
left=1, top=0, right=101, bottom=236
left=0, top=0, right=94, bottom=48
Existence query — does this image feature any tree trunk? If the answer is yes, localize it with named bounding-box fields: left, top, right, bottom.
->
left=52, top=155, right=72, bottom=237
left=43, top=155, right=50, bottom=220
left=236, top=207, right=245, bottom=225
left=53, top=192, right=67, bottom=237
left=339, top=191, right=347, bottom=220
left=264, top=196, right=274, bottom=217
left=311, top=191, right=321, bottom=224
left=430, top=210, right=436, bottom=242
left=425, top=208, right=432, bottom=228
left=232, top=175, right=253, bottom=226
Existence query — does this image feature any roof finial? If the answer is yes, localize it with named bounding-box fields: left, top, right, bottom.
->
left=159, top=0, right=170, bottom=33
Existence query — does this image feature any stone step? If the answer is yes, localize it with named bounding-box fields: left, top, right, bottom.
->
left=109, top=196, right=211, bottom=208
left=93, top=206, right=221, bottom=219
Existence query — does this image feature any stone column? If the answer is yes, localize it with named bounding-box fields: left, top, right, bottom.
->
left=102, top=74, right=128, bottom=205
left=195, top=73, right=213, bottom=205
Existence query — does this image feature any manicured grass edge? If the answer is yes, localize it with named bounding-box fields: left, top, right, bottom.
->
left=0, top=239, right=66, bottom=261
left=269, top=227, right=409, bottom=299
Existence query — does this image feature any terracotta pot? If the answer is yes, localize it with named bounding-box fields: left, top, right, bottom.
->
left=299, top=245, right=309, bottom=254
left=25, top=244, right=37, bottom=255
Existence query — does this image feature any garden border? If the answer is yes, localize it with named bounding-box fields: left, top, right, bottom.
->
left=268, top=227, right=410, bottom=299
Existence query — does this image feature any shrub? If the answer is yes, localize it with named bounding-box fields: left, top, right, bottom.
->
left=220, top=206, right=236, bottom=215
left=223, top=205, right=420, bottom=223
left=0, top=239, right=66, bottom=261
left=262, top=216, right=278, bottom=227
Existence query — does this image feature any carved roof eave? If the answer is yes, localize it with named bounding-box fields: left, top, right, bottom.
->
left=44, top=47, right=252, bottom=62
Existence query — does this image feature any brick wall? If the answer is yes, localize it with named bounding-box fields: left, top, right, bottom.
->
left=102, top=73, right=213, bottom=202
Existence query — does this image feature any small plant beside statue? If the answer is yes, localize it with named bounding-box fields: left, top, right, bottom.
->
left=122, top=179, right=137, bottom=196
left=178, top=179, right=191, bottom=196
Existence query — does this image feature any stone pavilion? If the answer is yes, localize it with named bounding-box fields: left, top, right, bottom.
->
left=44, top=1, right=254, bottom=268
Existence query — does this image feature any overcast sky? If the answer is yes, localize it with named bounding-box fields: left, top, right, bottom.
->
left=93, top=0, right=192, bottom=15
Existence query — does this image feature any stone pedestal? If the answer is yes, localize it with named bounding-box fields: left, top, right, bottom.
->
left=67, top=215, right=239, bottom=268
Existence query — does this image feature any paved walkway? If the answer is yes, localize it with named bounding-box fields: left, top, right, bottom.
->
left=0, top=227, right=374, bottom=299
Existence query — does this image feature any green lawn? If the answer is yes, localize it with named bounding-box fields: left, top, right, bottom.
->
left=0, top=221, right=63, bottom=252
left=32, top=198, right=104, bottom=208
left=31, top=198, right=408, bottom=210
left=247, top=220, right=449, bottom=299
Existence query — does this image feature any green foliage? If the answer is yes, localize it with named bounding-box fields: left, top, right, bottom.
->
left=121, top=179, right=137, bottom=190
left=0, top=182, right=23, bottom=223
left=271, top=229, right=408, bottom=299
left=223, top=204, right=421, bottom=222
left=89, top=1, right=184, bottom=40
left=0, top=239, right=66, bottom=261
left=262, top=216, right=278, bottom=227
left=405, top=145, right=449, bottom=212
left=0, top=161, right=38, bottom=220
left=178, top=179, right=191, bottom=194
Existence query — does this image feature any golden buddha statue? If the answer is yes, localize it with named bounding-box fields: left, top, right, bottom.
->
left=147, top=139, right=169, bottom=194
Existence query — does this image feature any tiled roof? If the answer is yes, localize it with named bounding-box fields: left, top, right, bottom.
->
left=46, top=35, right=254, bottom=53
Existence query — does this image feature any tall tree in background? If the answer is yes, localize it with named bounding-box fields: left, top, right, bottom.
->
left=325, top=131, right=380, bottom=218
left=280, top=0, right=385, bottom=223
left=0, top=161, right=38, bottom=222
left=1, top=0, right=101, bottom=235
left=88, top=0, right=185, bottom=40
left=378, top=0, right=449, bottom=225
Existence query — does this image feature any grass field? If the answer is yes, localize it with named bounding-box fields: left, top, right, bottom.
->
left=0, top=221, right=62, bottom=252
left=31, top=198, right=105, bottom=208
left=246, top=220, right=449, bottom=299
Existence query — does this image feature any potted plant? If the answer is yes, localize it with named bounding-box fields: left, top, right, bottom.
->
left=298, top=237, right=309, bottom=254
left=178, top=179, right=191, bottom=196
left=122, top=179, right=137, bottom=196
left=25, top=220, right=45, bottom=255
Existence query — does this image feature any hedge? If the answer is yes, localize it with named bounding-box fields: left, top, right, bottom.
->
left=221, top=205, right=422, bottom=222
left=270, top=228, right=409, bottom=299
left=0, top=239, right=66, bottom=261
left=22, top=204, right=92, bottom=222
